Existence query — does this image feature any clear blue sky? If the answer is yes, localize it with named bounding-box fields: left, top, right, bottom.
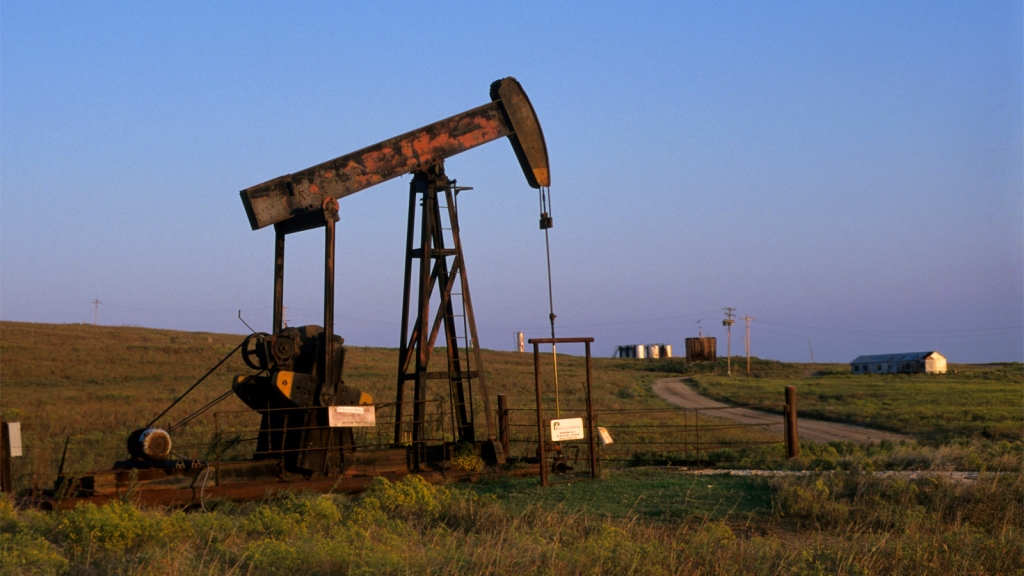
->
left=2, top=2, right=1021, bottom=363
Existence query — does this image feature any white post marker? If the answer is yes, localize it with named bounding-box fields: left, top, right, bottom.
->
left=550, top=417, right=585, bottom=441
left=6, top=423, right=21, bottom=457
left=328, top=406, right=376, bottom=427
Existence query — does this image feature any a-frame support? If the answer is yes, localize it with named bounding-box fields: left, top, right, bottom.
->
left=394, top=163, right=502, bottom=464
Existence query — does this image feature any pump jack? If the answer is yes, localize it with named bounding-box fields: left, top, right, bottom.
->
left=32, top=77, right=550, bottom=508
left=238, top=76, right=549, bottom=469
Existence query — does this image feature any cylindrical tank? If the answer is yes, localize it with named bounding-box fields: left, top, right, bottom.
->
left=648, top=344, right=660, bottom=359
left=636, top=344, right=646, bottom=359
left=662, top=345, right=673, bottom=358
left=515, top=332, right=525, bottom=353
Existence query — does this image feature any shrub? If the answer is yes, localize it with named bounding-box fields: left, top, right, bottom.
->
left=56, top=500, right=153, bottom=556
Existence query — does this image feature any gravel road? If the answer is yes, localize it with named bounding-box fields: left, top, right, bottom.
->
left=652, top=378, right=908, bottom=444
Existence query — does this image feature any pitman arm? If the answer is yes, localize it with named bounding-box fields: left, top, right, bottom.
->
left=240, top=77, right=550, bottom=231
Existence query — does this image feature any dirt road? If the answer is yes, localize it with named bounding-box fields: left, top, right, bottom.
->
left=652, top=378, right=908, bottom=444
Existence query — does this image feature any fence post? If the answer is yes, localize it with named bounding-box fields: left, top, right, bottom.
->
left=532, top=342, right=548, bottom=487
left=785, top=386, right=799, bottom=458
left=0, top=422, right=11, bottom=493
left=585, top=341, right=597, bottom=479
left=497, top=394, right=510, bottom=458
left=214, top=413, right=221, bottom=487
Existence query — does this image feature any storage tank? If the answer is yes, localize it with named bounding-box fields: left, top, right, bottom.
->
left=662, top=344, right=673, bottom=358
left=636, top=344, right=646, bottom=359
left=685, top=337, right=717, bottom=362
left=648, top=344, right=660, bottom=359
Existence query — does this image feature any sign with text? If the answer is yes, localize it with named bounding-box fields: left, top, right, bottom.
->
left=550, top=417, right=585, bottom=441
left=328, top=405, right=376, bottom=427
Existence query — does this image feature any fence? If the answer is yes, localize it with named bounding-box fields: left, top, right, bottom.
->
left=496, top=385, right=800, bottom=482
left=165, top=399, right=450, bottom=484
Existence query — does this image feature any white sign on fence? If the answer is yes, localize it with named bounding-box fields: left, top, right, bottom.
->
left=597, top=426, right=614, bottom=446
left=550, top=417, right=585, bottom=441
left=328, top=405, right=376, bottom=427
left=6, top=422, right=21, bottom=457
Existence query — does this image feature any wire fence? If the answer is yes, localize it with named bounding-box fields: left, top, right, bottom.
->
left=165, top=400, right=452, bottom=466
left=498, top=403, right=788, bottom=474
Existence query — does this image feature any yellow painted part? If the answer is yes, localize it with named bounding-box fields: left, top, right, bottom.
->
left=533, top=167, right=550, bottom=187
left=274, top=371, right=294, bottom=399
left=358, top=391, right=373, bottom=405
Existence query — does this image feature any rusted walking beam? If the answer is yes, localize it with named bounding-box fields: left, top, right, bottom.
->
left=240, top=77, right=550, bottom=231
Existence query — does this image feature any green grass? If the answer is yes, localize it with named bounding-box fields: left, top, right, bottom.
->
left=682, top=365, right=1023, bottom=441
left=2, top=322, right=1020, bottom=490
left=468, top=467, right=772, bottom=521
left=0, top=321, right=685, bottom=488
left=3, top=323, right=1022, bottom=574
left=2, top=471, right=1020, bottom=575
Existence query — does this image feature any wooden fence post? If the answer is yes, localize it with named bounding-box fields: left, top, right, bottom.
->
left=497, top=394, right=510, bottom=458
left=1, top=422, right=13, bottom=493
left=785, top=386, right=799, bottom=458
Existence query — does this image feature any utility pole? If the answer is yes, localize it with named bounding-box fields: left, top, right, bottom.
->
left=92, top=299, right=101, bottom=325
left=742, top=315, right=753, bottom=375
left=722, top=307, right=736, bottom=376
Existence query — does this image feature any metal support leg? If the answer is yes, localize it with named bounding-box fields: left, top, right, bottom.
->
left=273, top=228, right=285, bottom=334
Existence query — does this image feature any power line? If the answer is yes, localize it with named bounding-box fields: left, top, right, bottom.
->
left=742, top=315, right=753, bottom=375
left=757, top=318, right=1022, bottom=335
left=756, top=324, right=1024, bottom=346
left=723, top=307, right=736, bottom=376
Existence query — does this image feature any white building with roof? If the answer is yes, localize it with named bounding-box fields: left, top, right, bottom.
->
left=850, top=351, right=947, bottom=374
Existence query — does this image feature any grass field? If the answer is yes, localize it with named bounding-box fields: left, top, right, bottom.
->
left=681, top=364, right=1022, bottom=441
left=2, top=470, right=1019, bottom=574
left=2, top=322, right=1022, bottom=574
left=2, top=322, right=1021, bottom=486
left=0, top=321, right=690, bottom=486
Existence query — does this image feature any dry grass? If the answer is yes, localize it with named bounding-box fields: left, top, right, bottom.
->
left=3, top=322, right=1021, bottom=574
left=2, top=470, right=1019, bottom=575
left=0, top=321, right=690, bottom=488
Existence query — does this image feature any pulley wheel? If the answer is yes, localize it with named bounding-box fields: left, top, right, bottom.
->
left=241, top=332, right=270, bottom=371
